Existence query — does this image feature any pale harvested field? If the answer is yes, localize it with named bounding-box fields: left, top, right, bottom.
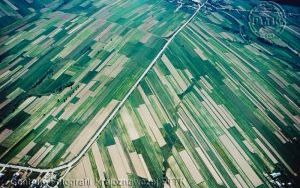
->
left=179, top=150, right=204, bottom=184
left=10, top=141, right=36, bottom=164
left=137, top=104, right=166, bottom=147
left=129, top=152, right=149, bottom=179
left=219, top=134, right=262, bottom=187
left=107, top=144, right=129, bottom=187
left=0, top=129, right=12, bottom=143
left=65, top=100, right=119, bottom=160
left=120, top=107, right=140, bottom=141
left=65, top=155, right=97, bottom=188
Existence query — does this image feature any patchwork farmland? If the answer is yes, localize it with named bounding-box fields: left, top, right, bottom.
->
left=0, top=0, right=191, bottom=168
left=0, top=0, right=299, bottom=187
left=65, top=1, right=300, bottom=188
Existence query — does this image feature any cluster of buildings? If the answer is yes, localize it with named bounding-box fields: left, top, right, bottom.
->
left=0, top=169, right=59, bottom=188
left=268, top=171, right=294, bottom=188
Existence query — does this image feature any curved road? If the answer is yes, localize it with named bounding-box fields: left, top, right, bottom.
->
left=0, top=0, right=207, bottom=174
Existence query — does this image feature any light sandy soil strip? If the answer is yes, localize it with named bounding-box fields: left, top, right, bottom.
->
left=231, top=177, right=243, bottom=188
left=139, top=18, right=158, bottom=31
left=0, top=129, right=13, bottom=143
left=165, top=74, right=182, bottom=95
left=60, top=85, right=93, bottom=120
left=187, top=23, right=210, bottom=42
left=39, top=143, right=65, bottom=167
left=0, top=99, right=11, bottom=111
left=164, top=168, right=179, bottom=188
left=179, top=105, right=242, bottom=188
left=194, top=88, right=228, bottom=129
left=81, top=155, right=97, bottom=188
left=52, top=60, right=75, bottom=80
left=120, top=106, right=140, bottom=141
left=153, top=66, right=181, bottom=104
left=48, top=28, right=62, bottom=38
left=91, top=143, right=106, bottom=181
left=101, top=56, right=126, bottom=78
left=201, top=89, right=233, bottom=129
left=94, top=23, right=114, bottom=42
left=194, top=47, right=208, bottom=61
left=207, top=14, right=222, bottom=25
left=67, top=18, right=93, bottom=35
left=177, top=117, right=188, bottom=132
left=268, top=74, right=285, bottom=89
left=199, top=76, right=213, bottom=93
left=28, top=143, right=54, bottom=167
left=30, top=144, right=54, bottom=167
left=235, top=174, right=249, bottom=188
left=115, top=137, right=131, bottom=173
left=17, top=96, right=36, bottom=111
left=179, top=150, right=204, bottom=184
left=140, top=33, right=151, bottom=44
left=79, top=82, right=96, bottom=97
left=138, top=104, right=166, bottom=147
left=138, top=154, right=152, bottom=181
left=24, top=96, right=51, bottom=115
left=239, top=86, right=265, bottom=113
left=195, top=147, right=223, bottom=185
left=243, top=140, right=255, bottom=153
left=184, top=69, right=194, bottom=81
left=161, top=54, right=188, bottom=91
left=149, top=95, right=170, bottom=123
left=0, top=70, right=10, bottom=80
left=255, top=138, right=278, bottom=164
left=249, top=82, right=287, bottom=125
left=65, top=100, right=119, bottom=160
left=221, top=32, right=234, bottom=41
left=7, top=87, right=24, bottom=100
left=274, top=131, right=289, bottom=144
left=219, top=134, right=262, bottom=187
left=95, top=52, right=115, bottom=72
left=107, top=55, right=128, bottom=78
left=168, top=156, right=190, bottom=188
left=107, top=144, right=129, bottom=187
left=219, top=105, right=238, bottom=127
left=65, top=155, right=96, bottom=188
left=46, top=120, right=57, bottom=130
left=28, top=146, right=48, bottom=166
left=129, top=152, right=149, bottom=179
left=32, top=35, right=47, bottom=45
left=135, top=106, right=156, bottom=143
left=225, top=52, right=251, bottom=74
left=138, top=85, right=163, bottom=128
left=10, top=141, right=36, bottom=164
left=202, top=100, right=229, bottom=129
